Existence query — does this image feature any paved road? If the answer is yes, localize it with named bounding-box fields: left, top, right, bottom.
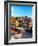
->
left=16, top=27, right=32, bottom=38
left=22, top=32, right=32, bottom=38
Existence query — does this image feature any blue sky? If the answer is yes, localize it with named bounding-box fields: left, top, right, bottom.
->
left=11, top=6, right=32, bottom=17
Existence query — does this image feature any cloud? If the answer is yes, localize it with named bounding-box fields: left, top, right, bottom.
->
left=11, top=6, right=14, bottom=17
